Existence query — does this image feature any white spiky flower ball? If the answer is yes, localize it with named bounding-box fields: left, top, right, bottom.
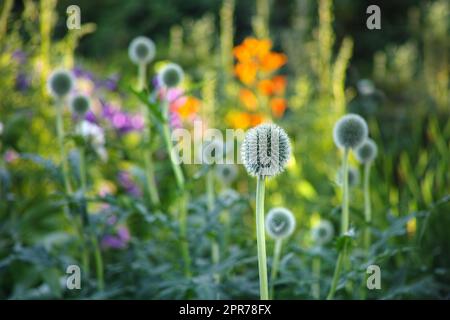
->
left=158, top=63, right=184, bottom=88
left=336, top=166, right=360, bottom=188
left=219, top=189, right=240, bottom=207
left=355, top=138, right=378, bottom=164
left=265, top=207, right=296, bottom=240
left=70, top=93, right=91, bottom=116
left=47, top=69, right=74, bottom=99
left=215, top=164, right=238, bottom=185
left=128, top=36, right=156, bottom=65
left=241, top=123, right=291, bottom=178
left=333, top=114, right=368, bottom=150
left=311, top=220, right=334, bottom=246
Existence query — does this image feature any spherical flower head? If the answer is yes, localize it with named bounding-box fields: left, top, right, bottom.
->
left=159, top=63, right=184, bottom=88
left=241, top=123, right=291, bottom=178
left=215, top=164, right=238, bottom=185
left=355, top=138, right=378, bottom=164
left=47, top=69, right=74, bottom=99
left=311, top=220, right=334, bottom=246
left=336, top=166, right=360, bottom=188
left=333, top=114, right=368, bottom=149
left=265, top=207, right=296, bottom=240
left=70, top=94, right=91, bottom=116
left=128, top=36, right=156, bottom=65
left=219, top=189, right=240, bottom=207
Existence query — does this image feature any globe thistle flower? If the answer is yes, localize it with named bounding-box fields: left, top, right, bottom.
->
left=219, top=189, right=240, bottom=207
left=47, top=69, right=74, bottom=99
left=128, top=36, right=156, bottom=65
left=333, top=114, right=368, bottom=150
left=357, top=79, right=375, bottom=96
left=158, top=63, right=184, bottom=88
left=265, top=207, right=296, bottom=240
left=336, top=166, right=360, bottom=188
left=241, top=123, right=291, bottom=178
left=355, top=138, right=378, bottom=164
left=311, top=220, right=334, bottom=246
left=70, top=94, right=91, bottom=116
left=215, top=164, right=238, bottom=185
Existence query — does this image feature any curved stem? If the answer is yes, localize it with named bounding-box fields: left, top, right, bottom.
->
left=269, top=239, right=282, bottom=299
left=327, top=244, right=347, bottom=300
left=256, top=175, right=269, bottom=300
left=162, top=122, right=185, bottom=190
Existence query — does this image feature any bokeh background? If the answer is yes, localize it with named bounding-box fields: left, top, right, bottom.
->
left=0, top=0, right=448, bottom=299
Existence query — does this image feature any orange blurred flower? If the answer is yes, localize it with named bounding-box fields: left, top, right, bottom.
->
left=258, top=76, right=287, bottom=96
left=260, top=53, right=287, bottom=73
left=177, top=97, right=200, bottom=119
left=233, top=37, right=287, bottom=85
left=270, top=98, right=287, bottom=118
left=239, top=89, right=258, bottom=111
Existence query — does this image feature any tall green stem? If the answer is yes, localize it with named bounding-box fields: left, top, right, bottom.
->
left=312, top=256, right=321, bottom=299
left=361, top=162, right=372, bottom=299
left=138, top=62, right=160, bottom=207
left=79, top=146, right=104, bottom=291
left=327, top=148, right=349, bottom=300
left=363, top=163, right=372, bottom=250
left=56, top=103, right=72, bottom=194
left=207, top=170, right=220, bottom=287
left=341, top=148, right=349, bottom=234
left=91, top=233, right=104, bottom=292
left=256, top=175, right=269, bottom=300
left=269, top=239, right=282, bottom=299
left=179, top=193, right=191, bottom=277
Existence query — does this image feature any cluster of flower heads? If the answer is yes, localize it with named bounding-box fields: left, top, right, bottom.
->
left=228, top=37, right=288, bottom=129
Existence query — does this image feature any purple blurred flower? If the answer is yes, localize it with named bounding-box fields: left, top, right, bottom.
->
left=12, top=50, right=26, bottom=64
left=117, top=171, right=142, bottom=197
left=101, top=226, right=130, bottom=249
left=15, top=73, right=30, bottom=91
left=4, top=149, right=19, bottom=163
left=72, top=66, right=95, bottom=82
left=101, top=101, right=145, bottom=134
